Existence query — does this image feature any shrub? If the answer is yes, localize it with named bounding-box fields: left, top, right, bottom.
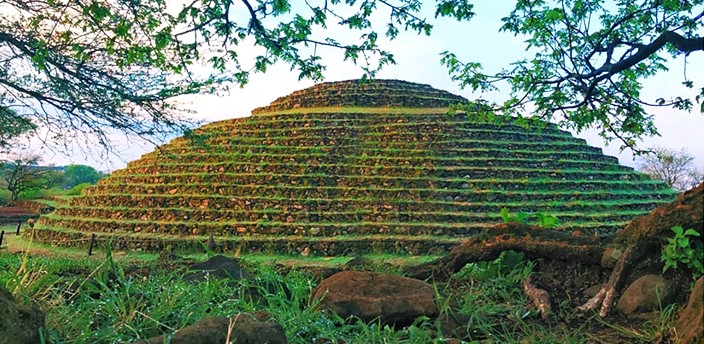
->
left=66, top=183, right=93, bottom=196
left=0, top=189, right=10, bottom=206
left=662, top=226, right=704, bottom=279
left=499, top=208, right=560, bottom=229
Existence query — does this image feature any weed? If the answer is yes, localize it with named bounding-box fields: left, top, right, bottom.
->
left=499, top=207, right=561, bottom=228
left=662, top=226, right=704, bottom=279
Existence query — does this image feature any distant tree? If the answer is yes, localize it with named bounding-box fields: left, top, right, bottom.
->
left=638, top=147, right=704, bottom=191
left=62, top=164, right=105, bottom=188
left=0, top=153, right=61, bottom=204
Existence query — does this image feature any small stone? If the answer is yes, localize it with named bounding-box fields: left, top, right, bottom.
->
left=301, top=247, right=311, bottom=257
left=583, top=284, right=603, bottom=298
left=616, top=274, right=676, bottom=318
left=601, top=247, right=622, bottom=268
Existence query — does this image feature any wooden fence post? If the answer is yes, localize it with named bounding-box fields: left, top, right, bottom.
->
left=207, top=232, right=215, bottom=251
left=88, top=234, right=96, bottom=256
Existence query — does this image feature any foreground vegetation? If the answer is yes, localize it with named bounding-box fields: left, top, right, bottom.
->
left=0, top=237, right=684, bottom=343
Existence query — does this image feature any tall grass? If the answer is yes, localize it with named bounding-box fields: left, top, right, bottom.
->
left=0, top=249, right=655, bottom=343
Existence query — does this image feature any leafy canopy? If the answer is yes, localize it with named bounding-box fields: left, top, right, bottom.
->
left=0, top=0, right=701, bottom=151
left=62, top=164, right=105, bottom=188
left=442, top=0, right=704, bottom=150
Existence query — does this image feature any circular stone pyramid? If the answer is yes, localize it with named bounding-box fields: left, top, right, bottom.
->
left=34, top=79, right=678, bottom=255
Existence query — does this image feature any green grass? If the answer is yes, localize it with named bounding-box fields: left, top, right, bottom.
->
left=0, top=246, right=671, bottom=343
left=116, top=161, right=644, bottom=179
left=32, top=199, right=60, bottom=207
left=127, top=154, right=627, bottom=171
left=249, top=106, right=458, bottom=115
left=54, top=205, right=648, bottom=218
left=103, top=173, right=667, bottom=192
left=84, top=181, right=671, bottom=195
left=193, top=121, right=573, bottom=138
left=142, top=143, right=607, bottom=158
left=163, top=136, right=596, bottom=150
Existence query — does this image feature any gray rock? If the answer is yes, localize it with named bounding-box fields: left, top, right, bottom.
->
left=0, top=285, right=45, bottom=344
left=146, top=313, right=287, bottom=344
left=182, top=255, right=253, bottom=282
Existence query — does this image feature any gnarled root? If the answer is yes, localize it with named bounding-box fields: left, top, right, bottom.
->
left=577, top=246, right=633, bottom=316
left=404, top=223, right=604, bottom=281
left=523, top=276, right=551, bottom=319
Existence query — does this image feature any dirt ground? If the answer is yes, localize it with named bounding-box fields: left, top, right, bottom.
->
left=0, top=206, right=37, bottom=217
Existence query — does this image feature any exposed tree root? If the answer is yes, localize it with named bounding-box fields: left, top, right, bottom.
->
left=404, top=223, right=605, bottom=281
left=523, top=276, right=551, bottom=319
left=577, top=246, right=633, bottom=316
left=405, top=183, right=703, bottom=318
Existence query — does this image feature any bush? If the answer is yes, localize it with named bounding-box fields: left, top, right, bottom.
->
left=0, top=189, right=10, bottom=206
left=65, top=183, right=93, bottom=196
left=17, top=187, right=63, bottom=200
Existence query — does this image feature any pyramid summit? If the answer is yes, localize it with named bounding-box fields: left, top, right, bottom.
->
left=251, top=79, right=468, bottom=113
left=34, top=79, right=677, bottom=255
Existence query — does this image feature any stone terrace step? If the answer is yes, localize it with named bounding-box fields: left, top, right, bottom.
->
left=183, top=129, right=585, bottom=146
left=82, top=183, right=674, bottom=203
left=30, top=227, right=460, bottom=255
left=140, top=147, right=620, bottom=164
left=39, top=215, right=625, bottom=237
left=126, top=155, right=630, bottom=172
left=251, top=79, right=469, bottom=113
left=112, top=162, right=647, bottom=180
left=67, top=194, right=672, bottom=214
left=199, top=120, right=572, bottom=138
left=203, top=117, right=566, bottom=136
left=102, top=174, right=666, bottom=192
left=52, top=206, right=647, bottom=225
left=155, top=140, right=608, bottom=158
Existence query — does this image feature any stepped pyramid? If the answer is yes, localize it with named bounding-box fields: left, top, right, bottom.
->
left=34, top=79, right=678, bottom=255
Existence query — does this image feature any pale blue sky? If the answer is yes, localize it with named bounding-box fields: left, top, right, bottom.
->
left=38, top=1, right=704, bottom=172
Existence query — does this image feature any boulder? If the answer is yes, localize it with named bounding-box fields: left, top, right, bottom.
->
left=675, top=276, right=704, bottom=344
left=0, top=286, right=45, bottom=344
left=310, top=271, right=438, bottom=326
left=616, top=274, right=676, bottom=318
left=146, top=313, right=286, bottom=344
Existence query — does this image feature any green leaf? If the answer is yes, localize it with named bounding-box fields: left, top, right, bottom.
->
left=499, top=207, right=511, bottom=222
left=684, top=229, right=701, bottom=237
